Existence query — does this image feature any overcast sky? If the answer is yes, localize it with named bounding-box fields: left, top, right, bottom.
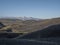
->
left=0, top=0, right=60, bottom=19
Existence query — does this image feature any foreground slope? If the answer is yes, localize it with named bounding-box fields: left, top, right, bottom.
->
left=18, top=24, right=60, bottom=39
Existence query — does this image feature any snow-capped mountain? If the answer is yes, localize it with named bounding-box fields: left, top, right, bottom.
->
left=17, top=17, right=41, bottom=20
left=0, top=17, right=42, bottom=21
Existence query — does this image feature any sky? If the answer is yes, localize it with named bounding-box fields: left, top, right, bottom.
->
left=0, top=0, right=60, bottom=19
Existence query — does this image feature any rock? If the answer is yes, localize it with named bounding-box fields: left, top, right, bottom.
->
left=0, top=22, right=5, bottom=29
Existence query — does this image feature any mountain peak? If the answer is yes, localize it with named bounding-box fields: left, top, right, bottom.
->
left=0, top=17, right=41, bottom=21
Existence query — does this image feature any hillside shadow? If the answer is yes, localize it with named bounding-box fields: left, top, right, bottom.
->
left=19, top=24, right=60, bottom=40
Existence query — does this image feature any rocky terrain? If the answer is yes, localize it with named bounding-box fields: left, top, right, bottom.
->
left=0, top=17, right=60, bottom=33
left=0, top=17, right=60, bottom=45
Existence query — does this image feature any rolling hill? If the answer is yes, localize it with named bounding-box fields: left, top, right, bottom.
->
left=0, top=17, right=60, bottom=33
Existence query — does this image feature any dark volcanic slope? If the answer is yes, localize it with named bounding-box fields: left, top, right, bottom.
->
left=18, top=24, right=60, bottom=40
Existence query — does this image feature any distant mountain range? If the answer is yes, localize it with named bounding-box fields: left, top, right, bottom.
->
left=0, top=17, right=42, bottom=21
left=0, top=17, right=60, bottom=33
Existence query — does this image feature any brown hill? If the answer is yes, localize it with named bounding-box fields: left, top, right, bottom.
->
left=0, top=17, right=60, bottom=34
